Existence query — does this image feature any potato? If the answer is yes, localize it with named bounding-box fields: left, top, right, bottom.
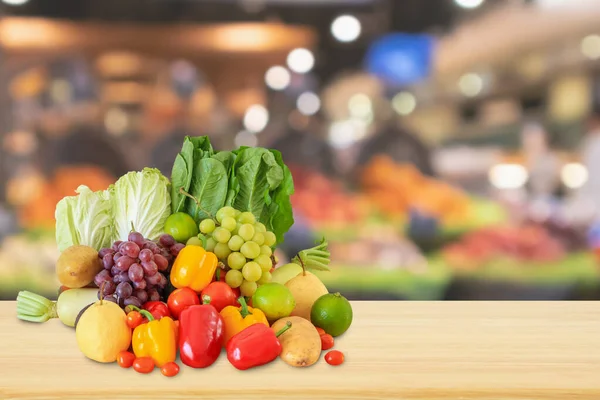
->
left=285, top=272, right=328, bottom=322
left=271, top=316, right=321, bottom=367
left=56, top=245, right=102, bottom=289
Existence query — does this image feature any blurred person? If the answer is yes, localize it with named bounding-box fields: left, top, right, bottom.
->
left=149, top=128, right=189, bottom=177
left=40, top=124, right=129, bottom=180
left=578, top=111, right=600, bottom=217
left=269, top=127, right=337, bottom=177
left=355, top=122, right=434, bottom=176
left=521, top=121, right=561, bottom=200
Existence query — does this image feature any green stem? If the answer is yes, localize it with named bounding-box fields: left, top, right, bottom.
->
left=202, top=295, right=212, bottom=305
left=274, top=321, right=292, bottom=337
left=140, top=310, right=154, bottom=321
left=127, top=305, right=154, bottom=321
left=16, top=291, right=57, bottom=323
left=215, top=267, right=221, bottom=282
left=238, top=296, right=251, bottom=318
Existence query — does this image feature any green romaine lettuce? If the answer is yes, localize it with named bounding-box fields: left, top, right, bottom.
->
left=169, top=136, right=295, bottom=245
left=54, top=185, right=113, bottom=252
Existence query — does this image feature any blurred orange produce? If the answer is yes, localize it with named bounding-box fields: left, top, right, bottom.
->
left=18, top=166, right=116, bottom=230
left=359, top=155, right=471, bottom=224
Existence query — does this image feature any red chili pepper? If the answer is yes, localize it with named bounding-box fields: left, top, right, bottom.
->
left=226, top=321, right=292, bottom=370
left=178, top=300, right=224, bottom=368
left=142, top=301, right=171, bottom=320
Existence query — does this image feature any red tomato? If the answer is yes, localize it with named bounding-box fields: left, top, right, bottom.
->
left=200, top=281, right=239, bottom=312
left=126, top=311, right=144, bottom=329
left=117, top=351, right=135, bottom=368
left=167, top=288, right=200, bottom=320
left=161, top=362, right=180, bottom=377
left=133, top=357, right=155, bottom=373
left=315, top=327, right=326, bottom=336
left=320, top=334, right=334, bottom=350
left=325, top=350, right=344, bottom=366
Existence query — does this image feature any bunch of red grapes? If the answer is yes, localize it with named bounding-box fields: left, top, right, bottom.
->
left=94, top=232, right=184, bottom=309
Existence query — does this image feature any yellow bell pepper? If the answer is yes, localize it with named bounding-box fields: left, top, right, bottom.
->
left=170, top=245, right=218, bottom=292
left=220, top=297, right=269, bottom=346
left=131, top=311, right=178, bottom=368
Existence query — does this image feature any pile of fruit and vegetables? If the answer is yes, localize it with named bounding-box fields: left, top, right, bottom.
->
left=16, top=136, right=353, bottom=375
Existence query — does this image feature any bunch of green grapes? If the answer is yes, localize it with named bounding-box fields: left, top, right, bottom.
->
left=198, top=206, right=276, bottom=297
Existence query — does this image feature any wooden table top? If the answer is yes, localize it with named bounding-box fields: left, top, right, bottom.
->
left=1, top=301, right=599, bottom=400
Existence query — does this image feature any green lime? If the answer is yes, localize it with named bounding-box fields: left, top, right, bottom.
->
left=310, top=293, right=353, bottom=337
left=252, top=283, right=295, bottom=321
left=164, top=212, right=199, bottom=244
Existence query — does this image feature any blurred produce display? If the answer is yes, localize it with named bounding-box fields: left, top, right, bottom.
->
left=442, top=224, right=567, bottom=270
left=289, top=165, right=369, bottom=230
left=440, top=223, right=600, bottom=287
left=2, top=0, right=600, bottom=303
left=328, top=224, right=427, bottom=272
left=0, top=232, right=60, bottom=300
left=16, top=166, right=116, bottom=231
left=360, top=155, right=471, bottom=226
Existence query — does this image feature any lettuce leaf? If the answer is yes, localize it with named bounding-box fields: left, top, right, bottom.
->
left=232, top=154, right=271, bottom=218
left=267, top=149, right=295, bottom=245
left=55, top=185, right=113, bottom=252
left=111, top=168, right=172, bottom=242
left=170, top=138, right=194, bottom=214
left=185, top=158, right=228, bottom=222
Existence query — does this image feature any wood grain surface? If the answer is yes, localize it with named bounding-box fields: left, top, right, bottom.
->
left=1, top=301, right=600, bottom=400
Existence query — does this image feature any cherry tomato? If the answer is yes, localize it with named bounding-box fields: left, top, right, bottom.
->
left=167, top=287, right=200, bottom=320
left=116, top=351, right=135, bottom=368
left=200, top=281, right=239, bottom=312
left=325, top=350, right=344, bottom=366
left=160, top=362, right=180, bottom=377
left=126, top=311, right=144, bottom=329
left=315, top=327, right=326, bottom=336
left=320, top=334, right=334, bottom=350
left=133, top=357, right=155, bottom=374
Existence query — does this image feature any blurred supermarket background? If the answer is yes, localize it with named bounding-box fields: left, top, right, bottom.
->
left=3, top=0, right=600, bottom=300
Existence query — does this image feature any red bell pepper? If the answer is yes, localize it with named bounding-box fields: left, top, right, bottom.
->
left=142, top=301, right=171, bottom=320
left=178, top=301, right=224, bottom=368
left=226, top=321, right=292, bottom=370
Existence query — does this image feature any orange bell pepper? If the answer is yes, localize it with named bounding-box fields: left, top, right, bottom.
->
left=220, top=297, right=269, bottom=346
left=131, top=310, right=178, bottom=368
left=170, top=245, right=218, bottom=292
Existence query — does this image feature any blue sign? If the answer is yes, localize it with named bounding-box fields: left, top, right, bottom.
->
left=364, top=33, right=435, bottom=87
